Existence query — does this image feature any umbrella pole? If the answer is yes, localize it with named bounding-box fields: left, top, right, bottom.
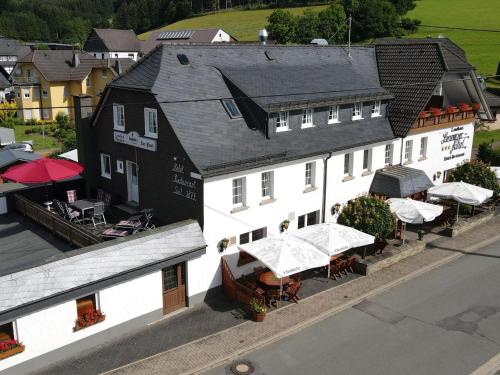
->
left=402, top=222, right=406, bottom=246
left=456, top=202, right=460, bottom=224
left=327, top=263, right=331, bottom=279
left=279, top=279, right=283, bottom=307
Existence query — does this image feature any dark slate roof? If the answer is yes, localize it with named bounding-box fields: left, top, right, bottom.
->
left=88, top=29, right=140, bottom=52
left=0, top=149, right=41, bottom=169
left=0, top=37, right=30, bottom=57
left=374, top=38, right=476, bottom=137
left=108, top=45, right=394, bottom=175
left=17, top=50, right=109, bottom=82
left=484, top=91, right=500, bottom=109
left=370, top=165, right=434, bottom=198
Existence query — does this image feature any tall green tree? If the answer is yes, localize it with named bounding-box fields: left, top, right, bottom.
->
left=295, top=9, right=321, bottom=44
left=318, top=2, right=347, bottom=43
left=388, top=0, right=417, bottom=15
left=266, top=9, right=297, bottom=44
left=350, top=0, right=401, bottom=41
left=449, top=160, right=500, bottom=196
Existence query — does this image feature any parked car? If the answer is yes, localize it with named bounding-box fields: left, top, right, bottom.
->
left=2, top=143, right=33, bottom=152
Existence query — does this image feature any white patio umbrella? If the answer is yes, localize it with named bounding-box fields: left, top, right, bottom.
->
left=238, top=234, right=330, bottom=298
left=387, top=198, right=443, bottom=224
left=387, top=198, right=443, bottom=244
left=428, top=181, right=493, bottom=222
left=291, top=223, right=375, bottom=278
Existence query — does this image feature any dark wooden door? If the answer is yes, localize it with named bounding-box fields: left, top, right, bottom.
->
left=162, top=263, right=186, bottom=314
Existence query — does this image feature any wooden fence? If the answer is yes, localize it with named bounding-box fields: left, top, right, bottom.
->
left=221, top=257, right=265, bottom=307
left=14, top=194, right=102, bottom=248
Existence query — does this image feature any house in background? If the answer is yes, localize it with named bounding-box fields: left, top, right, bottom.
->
left=83, top=29, right=141, bottom=61
left=374, top=38, right=493, bottom=188
left=140, top=28, right=235, bottom=54
left=0, top=36, right=30, bottom=74
left=0, top=66, right=10, bottom=102
left=10, top=50, right=134, bottom=121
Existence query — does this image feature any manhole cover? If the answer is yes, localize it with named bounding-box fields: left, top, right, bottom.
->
left=230, top=360, right=254, bottom=375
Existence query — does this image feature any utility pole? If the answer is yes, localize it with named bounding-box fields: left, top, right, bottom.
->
left=348, top=16, right=352, bottom=58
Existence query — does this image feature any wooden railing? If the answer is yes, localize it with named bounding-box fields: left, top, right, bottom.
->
left=221, top=257, right=265, bottom=306
left=14, top=194, right=102, bottom=248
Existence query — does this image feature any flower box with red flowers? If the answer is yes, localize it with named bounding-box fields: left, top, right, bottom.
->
left=418, top=111, right=431, bottom=119
left=73, top=309, right=106, bottom=332
left=445, top=106, right=459, bottom=114
left=430, top=108, right=444, bottom=117
left=0, top=339, right=25, bottom=360
left=472, top=103, right=481, bottom=111
left=458, top=103, right=472, bottom=112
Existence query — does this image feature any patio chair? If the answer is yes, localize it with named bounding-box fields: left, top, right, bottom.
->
left=53, top=200, right=66, bottom=217
left=329, top=263, right=342, bottom=280
left=66, top=190, right=77, bottom=204
left=62, top=202, right=81, bottom=223
left=96, top=188, right=105, bottom=202
left=266, top=289, right=281, bottom=308
left=284, top=281, right=302, bottom=303
left=101, top=228, right=131, bottom=239
left=91, top=202, right=106, bottom=227
left=334, top=258, right=347, bottom=275
left=345, top=256, right=356, bottom=273
left=115, top=209, right=155, bottom=233
left=290, top=273, right=302, bottom=283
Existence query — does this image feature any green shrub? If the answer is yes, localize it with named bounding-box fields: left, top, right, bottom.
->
left=337, top=196, right=396, bottom=239
left=449, top=160, right=499, bottom=196
left=0, top=117, right=17, bottom=129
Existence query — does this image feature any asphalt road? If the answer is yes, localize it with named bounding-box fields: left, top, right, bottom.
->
left=204, top=240, right=500, bottom=375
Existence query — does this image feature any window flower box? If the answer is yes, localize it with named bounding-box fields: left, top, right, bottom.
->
left=458, top=103, right=472, bottom=112
left=430, top=108, right=444, bottom=117
left=0, top=340, right=25, bottom=360
left=445, top=106, right=459, bottom=114
left=472, top=103, right=481, bottom=111
left=73, top=309, right=105, bottom=332
left=418, top=111, right=430, bottom=119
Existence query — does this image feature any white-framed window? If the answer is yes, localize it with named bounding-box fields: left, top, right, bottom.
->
left=301, top=109, right=313, bottom=128
left=305, top=162, right=316, bottom=187
left=384, top=143, right=393, bottom=165
left=100, top=153, right=111, bottom=179
left=41, top=88, right=48, bottom=98
left=0, top=320, right=18, bottom=342
left=420, top=137, right=428, bottom=159
left=22, top=88, right=30, bottom=99
left=352, top=102, right=363, bottom=120
left=405, top=140, right=413, bottom=163
left=363, top=149, right=372, bottom=171
left=328, top=105, right=339, bottom=124
left=232, top=177, right=246, bottom=206
left=276, top=111, right=289, bottom=132
left=221, top=99, right=242, bottom=119
left=344, top=153, right=353, bottom=176
left=261, top=171, right=274, bottom=199
left=371, top=101, right=381, bottom=117
left=144, top=108, right=158, bottom=138
left=298, top=210, right=320, bottom=229
left=113, top=104, right=125, bottom=131
left=86, top=77, right=91, bottom=87
left=116, top=160, right=124, bottom=173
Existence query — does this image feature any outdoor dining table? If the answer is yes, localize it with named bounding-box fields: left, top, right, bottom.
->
left=71, top=199, right=100, bottom=223
left=257, top=271, right=291, bottom=288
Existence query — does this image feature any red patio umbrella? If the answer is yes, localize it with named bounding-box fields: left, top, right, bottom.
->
left=1, top=157, right=84, bottom=184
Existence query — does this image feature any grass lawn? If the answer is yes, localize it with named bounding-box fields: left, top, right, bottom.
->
left=407, top=0, right=500, bottom=76
left=138, top=5, right=327, bottom=41
left=473, top=129, right=500, bottom=148
left=13, top=125, right=61, bottom=155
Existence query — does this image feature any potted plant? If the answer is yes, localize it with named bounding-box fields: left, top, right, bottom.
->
left=249, top=298, right=267, bottom=322
left=445, top=106, right=458, bottom=114
left=280, top=219, right=290, bottom=232
left=73, top=309, right=106, bottom=331
left=430, top=107, right=444, bottom=117
left=218, top=238, right=229, bottom=253
left=0, top=339, right=25, bottom=360
left=458, top=103, right=472, bottom=112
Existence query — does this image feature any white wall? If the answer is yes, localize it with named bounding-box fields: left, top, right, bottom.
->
left=401, top=122, right=474, bottom=184
left=90, top=52, right=139, bottom=61
left=0, top=271, right=162, bottom=372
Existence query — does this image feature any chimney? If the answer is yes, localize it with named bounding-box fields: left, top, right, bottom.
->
left=72, top=52, right=80, bottom=68
left=259, top=29, right=268, bottom=45
left=114, top=60, right=122, bottom=75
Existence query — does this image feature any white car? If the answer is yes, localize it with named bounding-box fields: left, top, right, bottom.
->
left=3, top=143, right=34, bottom=152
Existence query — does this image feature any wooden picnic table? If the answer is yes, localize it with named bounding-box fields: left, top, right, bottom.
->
left=257, top=271, right=291, bottom=288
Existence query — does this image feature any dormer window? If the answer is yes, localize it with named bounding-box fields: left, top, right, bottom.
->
left=221, top=99, right=242, bottom=119
left=371, top=101, right=381, bottom=117
left=328, top=105, right=339, bottom=124
left=276, top=111, right=289, bottom=132
left=301, top=109, right=313, bottom=128
left=352, top=102, right=363, bottom=120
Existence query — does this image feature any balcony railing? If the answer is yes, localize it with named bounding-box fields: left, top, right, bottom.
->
left=12, top=76, right=39, bottom=85
left=414, top=103, right=479, bottom=129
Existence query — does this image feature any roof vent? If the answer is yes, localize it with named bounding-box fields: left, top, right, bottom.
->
left=72, top=53, right=80, bottom=68
left=259, top=28, right=268, bottom=45
left=177, top=53, right=190, bottom=65
left=264, top=50, right=275, bottom=61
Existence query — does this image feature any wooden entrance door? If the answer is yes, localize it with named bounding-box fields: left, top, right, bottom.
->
left=162, top=263, right=186, bottom=314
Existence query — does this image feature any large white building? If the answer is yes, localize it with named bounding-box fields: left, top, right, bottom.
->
left=83, top=28, right=141, bottom=61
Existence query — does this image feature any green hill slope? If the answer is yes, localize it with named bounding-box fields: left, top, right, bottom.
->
left=138, top=5, right=326, bottom=42
left=140, top=0, right=500, bottom=76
